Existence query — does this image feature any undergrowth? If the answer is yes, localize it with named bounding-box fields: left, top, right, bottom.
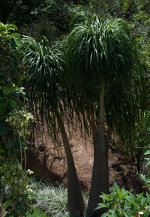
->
left=28, top=177, right=89, bottom=217
left=27, top=207, right=50, bottom=217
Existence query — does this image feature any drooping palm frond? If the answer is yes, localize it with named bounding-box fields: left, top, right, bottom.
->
left=22, top=36, right=63, bottom=138
left=66, top=17, right=138, bottom=86
left=69, top=11, right=89, bottom=31
left=22, top=36, right=86, bottom=216
left=63, top=16, right=144, bottom=133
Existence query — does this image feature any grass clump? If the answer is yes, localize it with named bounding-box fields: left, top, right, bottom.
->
left=36, top=184, right=69, bottom=217
left=29, top=178, right=69, bottom=217
left=28, top=177, right=88, bottom=217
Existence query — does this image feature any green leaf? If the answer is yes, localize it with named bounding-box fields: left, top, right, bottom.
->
left=124, top=214, right=131, bottom=217
left=2, top=86, right=12, bottom=95
left=114, top=182, right=120, bottom=191
left=17, top=163, right=22, bottom=170
left=9, top=33, right=20, bottom=39
left=13, top=37, right=21, bottom=48
left=9, top=99, right=17, bottom=109
left=107, top=209, right=118, bottom=217
left=143, top=207, right=150, bottom=217
left=144, top=150, right=150, bottom=155
left=141, top=174, right=147, bottom=182
left=117, top=189, right=122, bottom=199
left=145, top=161, right=150, bottom=167
left=6, top=24, right=18, bottom=31
left=122, top=191, right=129, bottom=199
left=131, top=202, right=138, bottom=207
left=102, top=213, right=110, bottom=217
left=96, top=203, right=109, bottom=210
left=101, top=194, right=112, bottom=201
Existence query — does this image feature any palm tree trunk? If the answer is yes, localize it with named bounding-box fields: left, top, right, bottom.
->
left=86, top=82, right=109, bottom=217
left=55, top=108, right=85, bottom=217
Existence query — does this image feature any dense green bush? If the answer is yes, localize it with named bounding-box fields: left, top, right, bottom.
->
left=0, top=22, right=33, bottom=217
left=38, top=0, right=72, bottom=34
left=6, top=0, right=72, bottom=37
left=96, top=183, right=150, bottom=217
left=7, top=0, right=44, bottom=26
left=27, top=206, right=50, bottom=217
left=0, top=0, right=16, bottom=23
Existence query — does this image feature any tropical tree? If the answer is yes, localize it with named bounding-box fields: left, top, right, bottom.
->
left=64, top=16, right=143, bottom=217
left=21, top=36, right=85, bottom=217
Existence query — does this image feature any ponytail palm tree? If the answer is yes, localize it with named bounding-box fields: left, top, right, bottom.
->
left=21, top=36, right=85, bottom=217
left=64, top=16, right=142, bottom=217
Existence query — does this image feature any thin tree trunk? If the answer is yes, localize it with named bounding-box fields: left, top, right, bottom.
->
left=86, top=82, right=109, bottom=217
left=55, top=108, right=85, bottom=217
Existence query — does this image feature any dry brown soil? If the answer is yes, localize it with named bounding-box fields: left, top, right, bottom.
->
left=26, top=120, right=143, bottom=193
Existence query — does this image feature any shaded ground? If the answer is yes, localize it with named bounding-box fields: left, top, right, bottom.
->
left=27, top=121, right=143, bottom=193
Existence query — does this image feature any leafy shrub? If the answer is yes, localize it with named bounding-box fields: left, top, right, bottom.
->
left=41, top=0, right=71, bottom=33
left=7, top=0, right=72, bottom=36
left=96, top=183, right=150, bottom=217
left=27, top=206, right=50, bottom=217
left=0, top=0, right=16, bottom=23
left=21, top=19, right=57, bottom=42
left=112, top=112, right=150, bottom=173
left=130, top=112, right=150, bottom=173
left=0, top=22, right=33, bottom=217
left=7, top=0, right=44, bottom=26
left=1, top=161, right=34, bottom=217
left=139, top=146, right=150, bottom=190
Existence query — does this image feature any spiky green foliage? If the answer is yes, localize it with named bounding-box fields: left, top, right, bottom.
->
left=63, top=15, right=145, bottom=136
left=22, top=36, right=63, bottom=139
left=69, top=11, right=89, bottom=31
left=28, top=178, right=88, bottom=217
left=21, top=35, right=86, bottom=217
left=65, top=17, right=138, bottom=96
left=34, top=183, right=69, bottom=217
